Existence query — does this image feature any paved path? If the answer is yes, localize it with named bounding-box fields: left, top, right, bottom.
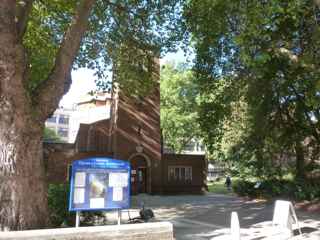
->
left=128, top=193, right=320, bottom=240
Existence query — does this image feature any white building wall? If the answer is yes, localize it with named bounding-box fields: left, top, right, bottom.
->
left=45, top=105, right=111, bottom=143
left=45, top=108, right=74, bottom=143
left=69, top=105, right=111, bottom=143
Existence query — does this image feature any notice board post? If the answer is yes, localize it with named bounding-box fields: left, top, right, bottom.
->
left=69, top=158, right=131, bottom=227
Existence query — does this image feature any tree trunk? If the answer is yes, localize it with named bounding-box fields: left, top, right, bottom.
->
left=295, top=140, right=305, bottom=180
left=0, top=0, right=95, bottom=230
left=0, top=115, right=48, bottom=230
left=0, top=1, right=48, bottom=230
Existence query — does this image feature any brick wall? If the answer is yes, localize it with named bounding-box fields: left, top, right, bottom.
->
left=44, top=142, right=113, bottom=184
left=162, top=154, right=207, bottom=194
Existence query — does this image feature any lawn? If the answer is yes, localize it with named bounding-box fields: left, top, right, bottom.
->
left=207, top=179, right=234, bottom=195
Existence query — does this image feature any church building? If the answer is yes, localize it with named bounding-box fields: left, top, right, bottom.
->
left=45, top=60, right=206, bottom=194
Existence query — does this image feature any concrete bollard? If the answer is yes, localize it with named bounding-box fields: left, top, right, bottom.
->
left=230, top=212, right=240, bottom=240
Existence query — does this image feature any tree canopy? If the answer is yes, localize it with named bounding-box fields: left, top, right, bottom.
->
left=25, top=0, right=183, bottom=99
left=160, top=63, right=201, bottom=153
left=184, top=0, right=320, bottom=179
left=43, top=127, right=65, bottom=143
left=0, top=0, right=184, bottom=230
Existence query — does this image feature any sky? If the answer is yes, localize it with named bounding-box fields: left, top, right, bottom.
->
left=59, top=49, right=189, bottom=108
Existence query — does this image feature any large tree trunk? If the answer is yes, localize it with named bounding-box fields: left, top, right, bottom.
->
left=0, top=0, right=95, bottom=230
left=0, top=122, right=48, bottom=230
left=0, top=1, right=48, bottom=230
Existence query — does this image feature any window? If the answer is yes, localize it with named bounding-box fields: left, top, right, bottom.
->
left=168, top=166, right=192, bottom=182
left=58, top=127, right=68, bottom=137
left=47, top=116, right=56, bottom=123
left=184, top=142, right=195, bottom=152
left=58, top=115, right=69, bottom=124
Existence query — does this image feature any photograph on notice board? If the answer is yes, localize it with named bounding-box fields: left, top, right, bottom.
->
left=89, top=173, right=107, bottom=198
left=89, top=173, right=108, bottom=208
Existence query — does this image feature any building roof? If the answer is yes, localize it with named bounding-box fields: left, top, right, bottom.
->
left=77, top=92, right=112, bottom=105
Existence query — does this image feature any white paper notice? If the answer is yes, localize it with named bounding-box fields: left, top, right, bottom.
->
left=90, top=198, right=105, bottom=208
left=109, top=173, right=128, bottom=187
left=75, top=172, right=86, bottom=187
left=73, top=188, right=85, bottom=204
left=113, top=187, right=123, bottom=201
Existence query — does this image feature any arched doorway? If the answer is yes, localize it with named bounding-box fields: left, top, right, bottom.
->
left=129, top=153, right=151, bottom=194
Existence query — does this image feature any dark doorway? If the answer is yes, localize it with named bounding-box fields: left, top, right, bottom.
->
left=130, top=155, right=148, bottom=194
left=137, top=167, right=147, bottom=193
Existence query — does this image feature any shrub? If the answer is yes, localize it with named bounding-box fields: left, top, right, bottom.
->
left=232, top=180, right=258, bottom=197
left=48, top=184, right=107, bottom=227
left=48, top=184, right=75, bottom=227
left=233, top=178, right=320, bottom=201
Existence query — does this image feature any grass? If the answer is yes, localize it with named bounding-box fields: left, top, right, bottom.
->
left=207, top=179, right=234, bottom=195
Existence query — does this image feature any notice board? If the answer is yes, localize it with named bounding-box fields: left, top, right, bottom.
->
left=69, top=157, right=131, bottom=211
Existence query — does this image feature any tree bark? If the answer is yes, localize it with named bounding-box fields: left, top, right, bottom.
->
left=0, top=1, right=48, bottom=230
left=0, top=0, right=95, bottom=230
left=0, top=123, right=48, bottom=230
left=16, top=0, right=34, bottom=41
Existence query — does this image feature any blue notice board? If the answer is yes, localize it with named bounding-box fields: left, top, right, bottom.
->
left=69, top=157, right=131, bottom=211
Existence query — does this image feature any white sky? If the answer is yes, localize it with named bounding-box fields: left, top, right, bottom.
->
left=59, top=49, right=188, bottom=108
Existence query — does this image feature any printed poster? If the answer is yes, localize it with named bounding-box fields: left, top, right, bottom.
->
left=109, top=173, right=128, bottom=187
left=74, top=172, right=86, bottom=187
left=90, top=198, right=105, bottom=208
left=113, top=187, right=123, bottom=201
left=73, top=188, right=85, bottom=204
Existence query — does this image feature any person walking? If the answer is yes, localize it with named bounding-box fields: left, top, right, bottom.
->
left=225, top=176, right=232, bottom=190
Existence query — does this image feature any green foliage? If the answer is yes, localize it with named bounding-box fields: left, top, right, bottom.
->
left=185, top=0, right=320, bottom=182
left=160, top=63, right=201, bottom=153
left=24, top=1, right=77, bottom=93
left=22, top=0, right=184, bottom=96
left=48, top=184, right=108, bottom=227
left=207, top=179, right=234, bottom=195
left=113, top=46, right=158, bottom=98
left=233, top=179, right=320, bottom=201
left=48, top=184, right=74, bottom=227
left=43, top=127, right=65, bottom=143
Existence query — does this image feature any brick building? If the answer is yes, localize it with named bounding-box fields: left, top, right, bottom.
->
left=45, top=62, right=206, bottom=194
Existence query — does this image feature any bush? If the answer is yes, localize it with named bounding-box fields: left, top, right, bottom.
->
left=233, top=178, right=320, bottom=201
left=48, top=184, right=75, bottom=227
left=232, top=180, right=258, bottom=197
left=48, top=184, right=107, bottom=227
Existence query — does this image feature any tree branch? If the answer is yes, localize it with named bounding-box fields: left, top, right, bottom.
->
left=16, top=0, right=34, bottom=41
left=34, top=0, right=96, bottom=121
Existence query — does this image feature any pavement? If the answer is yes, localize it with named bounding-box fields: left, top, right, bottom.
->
left=125, top=193, right=320, bottom=240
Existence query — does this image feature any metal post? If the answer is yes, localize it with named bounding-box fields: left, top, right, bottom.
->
left=76, top=211, right=80, bottom=228
left=117, top=209, right=121, bottom=225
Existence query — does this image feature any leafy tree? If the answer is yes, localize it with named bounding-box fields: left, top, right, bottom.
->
left=161, top=63, right=201, bottom=153
left=43, top=127, right=64, bottom=143
left=0, top=0, right=182, bottom=230
left=184, top=0, right=320, bottom=179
